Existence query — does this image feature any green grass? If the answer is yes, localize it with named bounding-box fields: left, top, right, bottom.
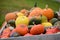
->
left=0, top=0, right=60, bottom=26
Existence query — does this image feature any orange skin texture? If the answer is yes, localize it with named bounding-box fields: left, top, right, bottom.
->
left=15, top=24, right=28, bottom=36
left=30, top=24, right=44, bottom=35
left=42, top=8, right=54, bottom=20
left=5, top=13, right=17, bottom=22
left=29, top=7, right=43, bottom=17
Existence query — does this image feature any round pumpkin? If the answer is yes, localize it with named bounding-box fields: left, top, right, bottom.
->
left=42, top=5, right=54, bottom=20
left=29, top=17, right=41, bottom=25
left=15, top=16, right=29, bottom=26
left=28, top=7, right=43, bottom=17
left=30, top=24, right=44, bottom=35
left=5, top=13, right=17, bottom=22
left=15, top=24, right=28, bottom=35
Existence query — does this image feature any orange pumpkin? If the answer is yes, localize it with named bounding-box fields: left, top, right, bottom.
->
left=15, top=24, right=28, bottom=36
left=42, top=5, right=54, bottom=20
left=28, top=7, right=43, bottom=18
left=5, top=13, right=17, bottom=22
left=20, top=9, right=28, bottom=16
left=30, top=24, right=44, bottom=35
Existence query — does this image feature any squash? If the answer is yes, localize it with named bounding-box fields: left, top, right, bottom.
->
left=42, top=22, right=52, bottom=28
left=54, top=21, right=60, bottom=26
left=15, top=16, right=29, bottom=26
left=10, top=29, right=20, bottom=37
left=20, top=9, right=29, bottom=16
left=16, top=12, right=24, bottom=17
left=30, top=24, right=44, bottom=35
left=7, top=20, right=16, bottom=28
left=5, top=13, right=17, bottom=22
left=15, top=24, right=28, bottom=36
left=42, top=5, right=54, bottom=20
left=28, top=7, right=43, bottom=17
left=54, top=11, right=58, bottom=18
left=29, top=17, right=41, bottom=25
left=49, top=18, right=58, bottom=25
left=40, top=15, right=48, bottom=23
left=1, top=27, right=11, bottom=38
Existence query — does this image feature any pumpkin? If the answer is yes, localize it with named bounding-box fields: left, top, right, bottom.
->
left=10, top=29, right=20, bottom=37
left=15, top=24, right=28, bottom=35
left=54, top=21, right=60, bottom=28
left=10, top=32, right=20, bottom=37
left=30, top=24, right=44, bottom=35
left=40, top=15, right=48, bottom=23
left=20, top=9, right=29, bottom=16
left=16, top=12, right=24, bottom=17
left=5, top=13, right=17, bottom=22
left=1, top=27, right=11, bottom=38
left=7, top=20, right=16, bottom=28
left=42, top=22, right=52, bottom=28
left=28, top=7, right=43, bottom=17
left=42, top=5, right=54, bottom=20
left=49, top=18, right=58, bottom=25
left=20, top=9, right=28, bottom=14
left=29, top=17, right=41, bottom=25
left=15, top=16, right=29, bottom=26
left=54, top=11, right=58, bottom=18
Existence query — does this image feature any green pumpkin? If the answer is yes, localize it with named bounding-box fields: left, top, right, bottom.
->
left=54, top=12, right=58, bottom=18
left=40, top=15, right=48, bottom=23
left=49, top=18, right=58, bottom=25
left=29, top=17, right=41, bottom=25
left=7, top=20, right=16, bottom=28
left=54, top=21, right=60, bottom=26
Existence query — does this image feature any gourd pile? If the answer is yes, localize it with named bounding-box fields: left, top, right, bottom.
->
left=0, top=5, right=60, bottom=39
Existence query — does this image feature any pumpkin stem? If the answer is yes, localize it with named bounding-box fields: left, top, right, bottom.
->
left=34, top=2, right=37, bottom=7
left=45, top=4, right=48, bottom=9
